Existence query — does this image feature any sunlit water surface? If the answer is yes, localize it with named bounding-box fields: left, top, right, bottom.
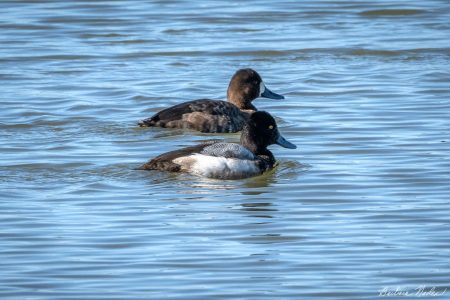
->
left=1, top=1, right=450, bottom=299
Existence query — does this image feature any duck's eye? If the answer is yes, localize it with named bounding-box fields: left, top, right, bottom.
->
left=268, top=125, right=274, bottom=130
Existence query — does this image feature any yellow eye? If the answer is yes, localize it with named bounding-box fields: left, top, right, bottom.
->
left=268, top=125, right=274, bottom=130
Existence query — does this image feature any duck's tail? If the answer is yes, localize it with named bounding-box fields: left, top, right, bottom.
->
left=136, top=160, right=181, bottom=172
left=138, top=114, right=160, bottom=127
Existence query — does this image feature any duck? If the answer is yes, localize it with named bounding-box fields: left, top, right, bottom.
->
left=138, top=68, right=284, bottom=133
left=138, top=111, right=296, bottom=179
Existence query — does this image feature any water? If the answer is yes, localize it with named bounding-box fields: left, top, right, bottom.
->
left=1, top=1, right=450, bottom=299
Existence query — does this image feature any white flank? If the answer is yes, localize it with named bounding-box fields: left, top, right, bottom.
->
left=174, top=154, right=261, bottom=179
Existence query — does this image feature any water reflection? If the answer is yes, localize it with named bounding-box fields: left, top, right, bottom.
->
left=139, top=159, right=306, bottom=196
left=240, top=202, right=276, bottom=218
left=241, top=160, right=310, bottom=193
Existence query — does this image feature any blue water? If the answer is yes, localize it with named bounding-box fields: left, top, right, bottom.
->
left=1, top=1, right=450, bottom=299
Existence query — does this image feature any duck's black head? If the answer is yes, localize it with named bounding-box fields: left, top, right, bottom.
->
left=240, top=111, right=296, bottom=155
left=227, top=68, right=284, bottom=110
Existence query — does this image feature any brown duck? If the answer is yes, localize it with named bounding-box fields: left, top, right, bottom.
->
left=138, top=68, right=284, bottom=133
